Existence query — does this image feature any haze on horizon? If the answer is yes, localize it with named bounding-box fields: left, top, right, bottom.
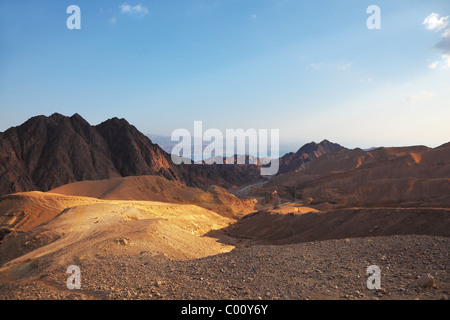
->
left=1, top=0, right=449, bottom=150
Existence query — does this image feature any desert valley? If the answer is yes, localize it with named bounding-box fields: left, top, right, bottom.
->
left=0, top=113, right=448, bottom=300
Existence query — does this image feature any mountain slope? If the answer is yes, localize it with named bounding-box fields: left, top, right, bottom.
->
left=95, top=118, right=176, bottom=179
left=278, top=139, right=342, bottom=174
left=0, top=114, right=261, bottom=195
left=260, top=143, right=450, bottom=208
left=0, top=113, right=121, bottom=194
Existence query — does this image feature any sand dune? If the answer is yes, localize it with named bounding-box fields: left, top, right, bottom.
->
left=0, top=176, right=257, bottom=280
left=50, top=175, right=257, bottom=219
left=0, top=191, right=235, bottom=276
left=0, top=192, right=105, bottom=233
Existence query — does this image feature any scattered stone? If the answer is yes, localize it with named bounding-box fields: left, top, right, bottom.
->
left=377, top=288, right=387, bottom=294
left=417, top=273, right=436, bottom=288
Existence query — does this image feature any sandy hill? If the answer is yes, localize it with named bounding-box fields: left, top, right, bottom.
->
left=256, top=143, right=450, bottom=208
left=0, top=191, right=235, bottom=271
left=49, top=175, right=257, bottom=219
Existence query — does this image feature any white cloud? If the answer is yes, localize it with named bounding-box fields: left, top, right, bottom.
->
left=337, top=62, right=352, bottom=71
left=406, top=91, right=435, bottom=102
left=310, top=62, right=323, bottom=70
left=423, top=13, right=450, bottom=67
left=442, top=54, right=450, bottom=68
left=423, top=13, right=449, bottom=31
left=428, top=61, right=439, bottom=69
left=251, top=14, right=257, bottom=19
left=119, top=3, right=149, bottom=15
left=428, top=55, right=450, bottom=70
left=436, top=35, right=450, bottom=54
left=443, top=28, right=450, bottom=38
left=120, top=3, right=131, bottom=13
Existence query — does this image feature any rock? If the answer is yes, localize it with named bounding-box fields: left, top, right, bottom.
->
left=377, top=288, right=387, bottom=294
left=118, top=238, right=128, bottom=246
left=417, top=273, right=436, bottom=288
left=0, top=227, right=12, bottom=241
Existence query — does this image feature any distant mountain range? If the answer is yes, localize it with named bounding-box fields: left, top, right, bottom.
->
left=0, top=114, right=346, bottom=195
left=147, top=134, right=344, bottom=171
left=257, top=142, right=450, bottom=208
left=14, top=112, right=441, bottom=200
left=0, top=114, right=265, bottom=195
left=147, top=133, right=299, bottom=160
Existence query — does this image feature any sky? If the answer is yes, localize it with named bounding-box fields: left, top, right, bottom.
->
left=1, top=0, right=449, bottom=152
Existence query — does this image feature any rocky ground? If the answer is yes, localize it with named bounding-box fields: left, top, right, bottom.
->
left=0, top=235, right=448, bottom=300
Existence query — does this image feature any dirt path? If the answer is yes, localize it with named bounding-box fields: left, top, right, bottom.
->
left=228, top=180, right=268, bottom=198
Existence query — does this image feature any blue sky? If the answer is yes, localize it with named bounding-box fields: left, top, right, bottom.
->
left=1, top=0, right=449, bottom=152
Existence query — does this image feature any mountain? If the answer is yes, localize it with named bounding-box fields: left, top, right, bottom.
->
left=148, top=134, right=275, bottom=165
left=278, top=139, right=343, bottom=174
left=0, top=113, right=120, bottom=194
left=0, top=113, right=261, bottom=195
left=95, top=117, right=179, bottom=180
left=258, top=143, right=450, bottom=208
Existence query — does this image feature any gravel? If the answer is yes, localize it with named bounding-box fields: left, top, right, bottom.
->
left=0, top=235, right=448, bottom=300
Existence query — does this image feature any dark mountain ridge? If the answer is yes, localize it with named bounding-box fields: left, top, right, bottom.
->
left=278, top=139, right=343, bottom=174
left=0, top=113, right=262, bottom=195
